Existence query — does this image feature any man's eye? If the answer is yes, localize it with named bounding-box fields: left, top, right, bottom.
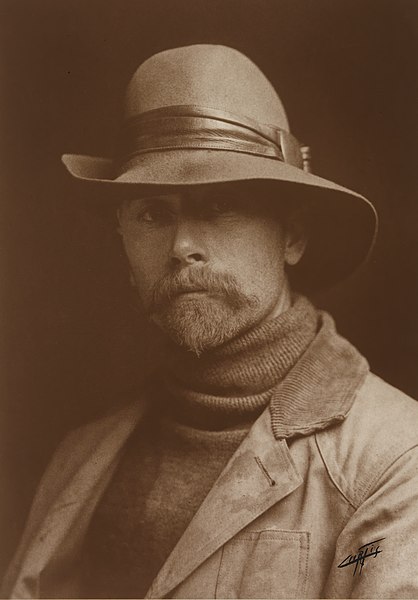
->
left=136, top=207, right=172, bottom=223
left=212, top=201, right=232, bottom=213
left=204, top=198, right=237, bottom=216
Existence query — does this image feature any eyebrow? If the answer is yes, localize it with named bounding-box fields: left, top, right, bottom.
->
left=125, top=196, right=174, bottom=208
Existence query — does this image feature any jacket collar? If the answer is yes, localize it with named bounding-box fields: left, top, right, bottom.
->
left=269, top=310, right=369, bottom=439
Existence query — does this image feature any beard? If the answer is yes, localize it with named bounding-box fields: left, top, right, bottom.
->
left=147, top=267, right=260, bottom=354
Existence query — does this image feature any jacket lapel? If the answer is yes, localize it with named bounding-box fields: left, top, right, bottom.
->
left=6, top=401, right=145, bottom=599
left=146, top=408, right=302, bottom=599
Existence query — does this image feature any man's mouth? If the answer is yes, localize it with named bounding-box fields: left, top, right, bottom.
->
left=175, top=287, right=208, bottom=297
left=151, top=268, right=251, bottom=312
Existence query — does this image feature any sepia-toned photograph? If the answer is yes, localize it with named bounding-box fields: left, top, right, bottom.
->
left=1, top=1, right=417, bottom=598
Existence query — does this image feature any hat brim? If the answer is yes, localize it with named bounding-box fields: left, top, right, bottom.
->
left=61, top=149, right=377, bottom=291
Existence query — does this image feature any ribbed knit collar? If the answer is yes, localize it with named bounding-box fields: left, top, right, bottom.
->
left=160, top=295, right=319, bottom=429
left=269, top=310, right=369, bottom=439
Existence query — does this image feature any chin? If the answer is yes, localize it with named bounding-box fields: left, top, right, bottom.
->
left=151, top=296, right=251, bottom=355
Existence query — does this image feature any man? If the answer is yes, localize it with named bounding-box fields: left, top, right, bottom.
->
left=2, top=44, right=418, bottom=599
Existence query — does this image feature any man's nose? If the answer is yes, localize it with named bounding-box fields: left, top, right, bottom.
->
left=169, top=219, right=208, bottom=268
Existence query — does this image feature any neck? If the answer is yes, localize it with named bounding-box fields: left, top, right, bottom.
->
left=155, top=294, right=319, bottom=429
left=264, top=278, right=292, bottom=321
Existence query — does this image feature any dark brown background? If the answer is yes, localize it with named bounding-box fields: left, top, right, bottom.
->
left=1, top=0, right=417, bottom=579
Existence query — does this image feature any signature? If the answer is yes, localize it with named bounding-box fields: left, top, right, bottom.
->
left=338, top=538, right=385, bottom=575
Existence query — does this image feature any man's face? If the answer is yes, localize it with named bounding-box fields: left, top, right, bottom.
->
left=118, top=186, right=306, bottom=354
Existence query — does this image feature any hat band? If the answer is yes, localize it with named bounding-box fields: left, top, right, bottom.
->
left=118, top=105, right=307, bottom=172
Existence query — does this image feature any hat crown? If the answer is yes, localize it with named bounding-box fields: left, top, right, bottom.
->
left=125, top=44, right=290, bottom=131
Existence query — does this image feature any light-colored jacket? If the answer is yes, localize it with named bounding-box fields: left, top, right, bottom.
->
left=3, top=320, right=418, bottom=598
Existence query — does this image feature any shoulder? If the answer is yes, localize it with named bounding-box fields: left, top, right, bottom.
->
left=26, top=400, right=145, bottom=521
left=347, top=372, right=418, bottom=447
left=316, top=372, right=418, bottom=508
left=48, top=399, right=145, bottom=480
left=1, top=399, right=145, bottom=591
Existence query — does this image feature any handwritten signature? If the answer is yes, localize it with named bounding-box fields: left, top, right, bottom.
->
left=338, top=538, right=385, bottom=575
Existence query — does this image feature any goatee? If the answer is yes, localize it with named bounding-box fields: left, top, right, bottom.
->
left=148, top=267, right=260, bottom=354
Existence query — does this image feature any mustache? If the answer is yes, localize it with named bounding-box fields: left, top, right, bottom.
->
left=149, top=267, right=257, bottom=312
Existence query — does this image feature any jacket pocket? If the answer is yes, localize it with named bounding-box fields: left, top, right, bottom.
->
left=215, top=529, right=310, bottom=599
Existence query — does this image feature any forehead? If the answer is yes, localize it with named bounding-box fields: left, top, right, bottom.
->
left=123, top=184, right=250, bottom=205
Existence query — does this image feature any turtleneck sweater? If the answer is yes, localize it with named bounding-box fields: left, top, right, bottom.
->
left=81, top=295, right=319, bottom=599
left=162, top=293, right=319, bottom=428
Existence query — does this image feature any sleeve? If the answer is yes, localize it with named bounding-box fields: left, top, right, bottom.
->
left=1, top=401, right=141, bottom=598
left=323, top=445, right=418, bottom=598
left=0, top=428, right=88, bottom=598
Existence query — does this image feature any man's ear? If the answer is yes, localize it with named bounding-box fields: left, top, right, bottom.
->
left=128, top=269, right=136, bottom=287
left=284, top=209, right=308, bottom=266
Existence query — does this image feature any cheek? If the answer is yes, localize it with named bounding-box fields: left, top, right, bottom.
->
left=122, top=236, right=167, bottom=298
left=225, top=225, right=286, bottom=295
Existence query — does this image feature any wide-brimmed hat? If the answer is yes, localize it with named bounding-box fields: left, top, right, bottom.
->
left=62, top=44, right=377, bottom=291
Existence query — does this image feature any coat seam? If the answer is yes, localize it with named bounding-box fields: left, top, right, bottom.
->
left=214, top=544, right=225, bottom=599
left=314, top=433, right=356, bottom=510
left=298, top=531, right=310, bottom=597
left=357, top=443, right=418, bottom=504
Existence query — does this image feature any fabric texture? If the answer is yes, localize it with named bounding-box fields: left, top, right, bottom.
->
left=163, top=293, right=319, bottom=428
left=81, top=294, right=319, bottom=597
left=81, top=415, right=248, bottom=598
left=2, top=310, right=418, bottom=599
